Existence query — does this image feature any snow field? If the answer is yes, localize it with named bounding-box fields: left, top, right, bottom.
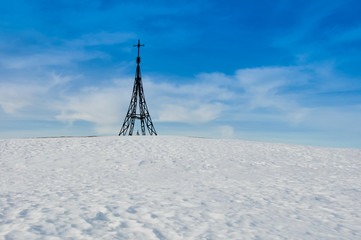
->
left=1, top=136, right=361, bottom=239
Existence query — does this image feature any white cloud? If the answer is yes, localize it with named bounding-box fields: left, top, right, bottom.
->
left=0, top=73, right=75, bottom=115
left=49, top=72, right=80, bottom=86
left=1, top=62, right=360, bottom=146
left=68, top=32, right=136, bottom=47
left=142, top=75, right=234, bottom=124
left=157, top=103, right=223, bottom=123
left=54, top=76, right=229, bottom=134
left=218, top=125, right=234, bottom=138
left=0, top=72, right=84, bottom=126
left=47, top=72, right=234, bottom=135
left=56, top=87, right=127, bottom=124
left=0, top=83, right=46, bottom=114
left=55, top=81, right=133, bottom=135
left=235, top=66, right=312, bottom=125
left=0, top=31, right=135, bottom=70
left=0, top=51, right=106, bottom=69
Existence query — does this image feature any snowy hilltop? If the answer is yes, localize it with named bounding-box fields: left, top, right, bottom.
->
left=1, top=136, right=361, bottom=239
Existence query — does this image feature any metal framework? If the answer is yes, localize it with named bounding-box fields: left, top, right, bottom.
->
left=118, top=40, right=157, bottom=136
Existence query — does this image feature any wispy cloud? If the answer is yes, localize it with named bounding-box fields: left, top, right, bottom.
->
left=235, top=66, right=311, bottom=125
left=46, top=63, right=357, bottom=132
left=0, top=73, right=73, bottom=114
left=0, top=50, right=106, bottom=69
left=157, top=103, right=224, bottom=123
left=217, top=125, right=234, bottom=138
left=54, top=76, right=230, bottom=134
left=143, top=74, right=234, bottom=124
left=1, top=61, right=360, bottom=147
left=67, top=32, right=136, bottom=47
left=0, top=83, right=46, bottom=114
left=0, top=30, right=136, bottom=70
left=55, top=82, right=131, bottom=134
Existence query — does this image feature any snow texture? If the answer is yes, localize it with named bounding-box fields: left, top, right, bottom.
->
left=1, top=136, right=361, bottom=239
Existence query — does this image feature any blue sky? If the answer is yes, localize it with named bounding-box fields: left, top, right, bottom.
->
left=0, top=0, right=361, bottom=148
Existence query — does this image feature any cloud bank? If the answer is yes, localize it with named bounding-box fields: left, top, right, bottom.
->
left=1, top=61, right=360, bottom=147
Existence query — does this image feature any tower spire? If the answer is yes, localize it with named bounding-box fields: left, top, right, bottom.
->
left=118, top=40, right=157, bottom=136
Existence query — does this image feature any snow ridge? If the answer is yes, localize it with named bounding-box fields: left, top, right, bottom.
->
left=1, top=136, right=361, bottom=239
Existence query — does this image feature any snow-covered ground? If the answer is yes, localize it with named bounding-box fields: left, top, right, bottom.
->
left=1, top=136, right=361, bottom=239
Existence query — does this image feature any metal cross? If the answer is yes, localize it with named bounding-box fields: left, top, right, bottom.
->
left=133, top=40, right=144, bottom=57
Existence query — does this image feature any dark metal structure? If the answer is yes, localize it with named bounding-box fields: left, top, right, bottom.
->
left=118, top=40, right=157, bottom=136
